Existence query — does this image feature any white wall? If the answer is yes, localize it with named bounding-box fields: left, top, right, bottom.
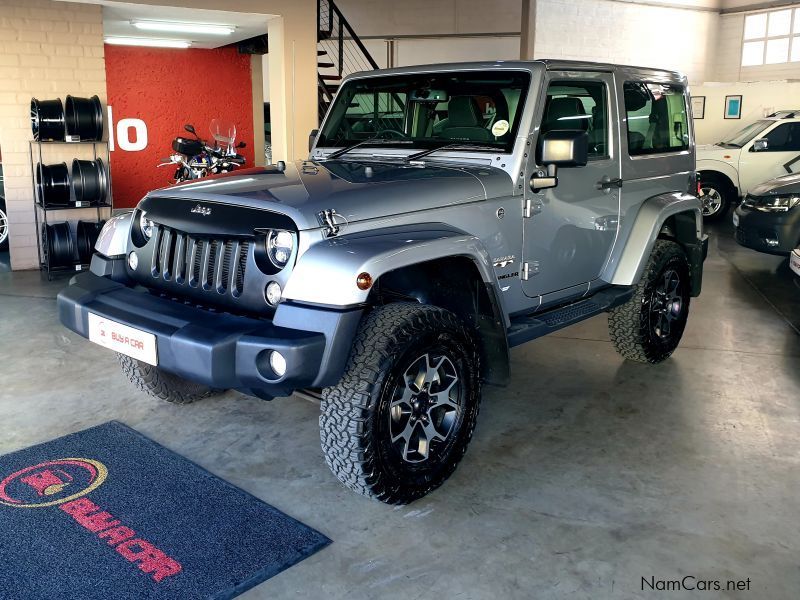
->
left=336, top=0, right=720, bottom=84
left=535, top=0, right=719, bottom=83
left=692, top=81, right=800, bottom=144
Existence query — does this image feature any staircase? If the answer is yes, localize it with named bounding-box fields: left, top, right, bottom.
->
left=316, top=0, right=380, bottom=123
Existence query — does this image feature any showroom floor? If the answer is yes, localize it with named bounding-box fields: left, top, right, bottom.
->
left=1, top=223, right=798, bottom=600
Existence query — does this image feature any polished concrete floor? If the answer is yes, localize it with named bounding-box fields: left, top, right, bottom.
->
left=1, top=222, right=798, bottom=599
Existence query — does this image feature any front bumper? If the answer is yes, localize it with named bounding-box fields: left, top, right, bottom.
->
left=58, top=271, right=363, bottom=398
left=733, top=204, right=800, bottom=255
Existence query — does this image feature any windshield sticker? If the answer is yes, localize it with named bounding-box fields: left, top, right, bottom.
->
left=491, top=120, right=510, bottom=137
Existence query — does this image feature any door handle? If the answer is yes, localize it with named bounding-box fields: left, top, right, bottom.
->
left=596, top=177, right=623, bottom=191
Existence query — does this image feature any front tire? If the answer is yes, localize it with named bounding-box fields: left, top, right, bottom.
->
left=608, top=240, right=691, bottom=363
left=699, top=174, right=733, bottom=222
left=320, top=303, right=481, bottom=504
left=0, top=197, right=8, bottom=251
left=117, top=354, right=218, bottom=404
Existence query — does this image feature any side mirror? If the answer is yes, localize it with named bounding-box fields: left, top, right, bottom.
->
left=752, top=138, right=768, bottom=152
left=184, top=124, right=196, bottom=136
left=539, top=130, right=589, bottom=167
left=530, top=130, right=589, bottom=191
left=309, top=129, right=319, bottom=152
left=237, top=141, right=246, bottom=148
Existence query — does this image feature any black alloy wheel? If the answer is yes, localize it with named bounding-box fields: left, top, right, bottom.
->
left=72, top=158, right=108, bottom=204
left=36, top=162, right=71, bottom=207
left=64, top=95, right=104, bottom=141
left=30, top=97, right=65, bottom=141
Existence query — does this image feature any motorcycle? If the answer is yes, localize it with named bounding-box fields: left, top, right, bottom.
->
left=159, top=119, right=247, bottom=184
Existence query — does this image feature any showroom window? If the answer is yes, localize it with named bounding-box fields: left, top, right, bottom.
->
left=623, top=82, right=689, bottom=156
left=741, top=8, right=800, bottom=66
left=542, top=81, right=608, bottom=159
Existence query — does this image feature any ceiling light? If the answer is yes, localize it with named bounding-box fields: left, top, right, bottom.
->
left=104, top=37, right=191, bottom=48
left=132, top=21, right=235, bottom=35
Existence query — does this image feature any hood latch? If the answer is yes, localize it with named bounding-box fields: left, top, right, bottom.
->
left=319, top=208, right=342, bottom=237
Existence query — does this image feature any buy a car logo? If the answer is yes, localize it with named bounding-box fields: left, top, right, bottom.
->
left=0, top=458, right=107, bottom=508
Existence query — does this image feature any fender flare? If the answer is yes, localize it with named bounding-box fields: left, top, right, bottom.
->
left=603, top=192, right=703, bottom=288
left=696, top=159, right=740, bottom=193
left=283, top=223, right=497, bottom=307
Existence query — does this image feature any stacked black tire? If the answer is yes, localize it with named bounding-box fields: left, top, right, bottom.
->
left=42, top=220, right=105, bottom=267
left=31, top=95, right=103, bottom=142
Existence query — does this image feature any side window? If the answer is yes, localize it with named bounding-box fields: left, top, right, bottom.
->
left=762, top=123, right=800, bottom=151
left=542, top=81, right=608, bottom=159
left=624, top=82, right=689, bottom=156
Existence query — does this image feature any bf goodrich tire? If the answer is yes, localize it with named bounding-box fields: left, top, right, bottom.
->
left=608, top=239, right=691, bottom=364
left=118, top=354, right=218, bottom=404
left=320, top=302, right=481, bottom=504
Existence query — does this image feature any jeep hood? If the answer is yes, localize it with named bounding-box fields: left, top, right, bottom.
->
left=146, top=159, right=513, bottom=230
left=696, top=144, right=740, bottom=160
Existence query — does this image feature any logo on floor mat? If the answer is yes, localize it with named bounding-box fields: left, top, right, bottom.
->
left=0, top=458, right=107, bottom=508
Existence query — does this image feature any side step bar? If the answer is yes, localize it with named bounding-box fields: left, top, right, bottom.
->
left=507, top=286, right=634, bottom=348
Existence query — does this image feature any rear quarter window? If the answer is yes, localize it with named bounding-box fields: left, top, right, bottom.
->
left=624, top=82, right=689, bottom=156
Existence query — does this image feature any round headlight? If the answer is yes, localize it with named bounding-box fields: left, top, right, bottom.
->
left=139, top=211, right=154, bottom=239
left=267, top=229, right=294, bottom=268
left=265, top=281, right=282, bottom=306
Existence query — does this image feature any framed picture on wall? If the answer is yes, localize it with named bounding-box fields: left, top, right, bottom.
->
left=724, top=95, right=742, bottom=119
left=691, top=96, right=705, bottom=119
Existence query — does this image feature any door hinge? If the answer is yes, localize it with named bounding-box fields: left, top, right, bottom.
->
left=523, top=198, right=543, bottom=218
left=521, top=261, right=540, bottom=280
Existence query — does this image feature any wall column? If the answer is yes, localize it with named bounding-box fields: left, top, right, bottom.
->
left=268, top=3, right=318, bottom=163
left=520, top=0, right=537, bottom=60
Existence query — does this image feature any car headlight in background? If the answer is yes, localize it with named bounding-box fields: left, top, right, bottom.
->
left=747, top=195, right=800, bottom=212
left=139, top=210, right=155, bottom=239
left=267, top=229, right=294, bottom=268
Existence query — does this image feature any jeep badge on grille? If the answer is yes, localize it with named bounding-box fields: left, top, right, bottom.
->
left=191, top=204, right=211, bottom=216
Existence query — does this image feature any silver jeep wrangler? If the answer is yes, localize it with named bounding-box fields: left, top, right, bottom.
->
left=58, top=60, right=708, bottom=503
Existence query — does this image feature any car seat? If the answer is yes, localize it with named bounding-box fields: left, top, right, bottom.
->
left=440, top=97, right=492, bottom=142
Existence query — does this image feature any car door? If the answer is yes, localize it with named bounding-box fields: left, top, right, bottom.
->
left=738, top=122, right=800, bottom=194
left=522, top=71, right=621, bottom=304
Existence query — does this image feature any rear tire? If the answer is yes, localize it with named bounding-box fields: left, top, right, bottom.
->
left=608, top=240, right=691, bottom=363
left=699, top=174, right=734, bottom=222
left=320, top=303, right=481, bottom=504
left=118, top=354, right=218, bottom=404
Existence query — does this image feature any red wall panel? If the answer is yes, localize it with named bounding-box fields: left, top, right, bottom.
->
left=105, top=45, right=255, bottom=208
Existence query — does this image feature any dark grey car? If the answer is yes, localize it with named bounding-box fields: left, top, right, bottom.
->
left=734, top=172, right=800, bottom=255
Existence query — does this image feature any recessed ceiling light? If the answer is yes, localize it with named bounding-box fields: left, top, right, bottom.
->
left=131, top=21, right=235, bottom=35
left=104, top=37, right=192, bottom=48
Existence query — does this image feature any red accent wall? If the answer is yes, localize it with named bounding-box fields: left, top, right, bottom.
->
left=105, top=45, right=255, bottom=208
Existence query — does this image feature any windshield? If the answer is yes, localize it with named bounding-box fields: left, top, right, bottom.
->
left=317, top=71, right=531, bottom=154
left=719, top=119, right=773, bottom=147
left=210, top=119, right=236, bottom=145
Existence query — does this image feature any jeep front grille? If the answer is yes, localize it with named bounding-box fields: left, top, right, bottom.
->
left=151, top=225, right=250, bottom=299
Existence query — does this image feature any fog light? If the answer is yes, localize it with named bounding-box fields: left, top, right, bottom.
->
left=265, top=281, right=282, bottom=305
left=128, top=251, right=138, bottom=270
left=269, top=351, right=287, bottom=377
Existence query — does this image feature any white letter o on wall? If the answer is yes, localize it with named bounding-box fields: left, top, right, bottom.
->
left=116, top=118, right=148, bottom=151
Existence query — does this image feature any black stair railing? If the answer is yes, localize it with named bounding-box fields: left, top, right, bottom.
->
left=316, top=0, right=380, bottom=123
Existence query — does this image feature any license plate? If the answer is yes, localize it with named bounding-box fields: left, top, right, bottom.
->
left=732, top=212, right=739, bottom=227
left=791, top=250, right=800, bottom=277
left=87, top=313, right=158, bottom=365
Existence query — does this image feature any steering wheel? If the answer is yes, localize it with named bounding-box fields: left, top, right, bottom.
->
left=377, top=128, right=407, bottom=139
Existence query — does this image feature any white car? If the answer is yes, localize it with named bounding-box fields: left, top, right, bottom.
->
left=697, top=110, right=800, bottom=221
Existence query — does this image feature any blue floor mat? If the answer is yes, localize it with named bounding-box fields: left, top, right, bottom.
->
left=0, top=421, right=330, bottom=599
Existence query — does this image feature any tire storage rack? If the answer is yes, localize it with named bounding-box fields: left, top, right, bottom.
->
left=29, top=95, right=112, bottom=280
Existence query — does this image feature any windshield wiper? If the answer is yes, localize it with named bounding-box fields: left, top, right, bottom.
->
left=325, top=135, right=412, bottom=160
left=405, top=143, right=500, bottom=162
